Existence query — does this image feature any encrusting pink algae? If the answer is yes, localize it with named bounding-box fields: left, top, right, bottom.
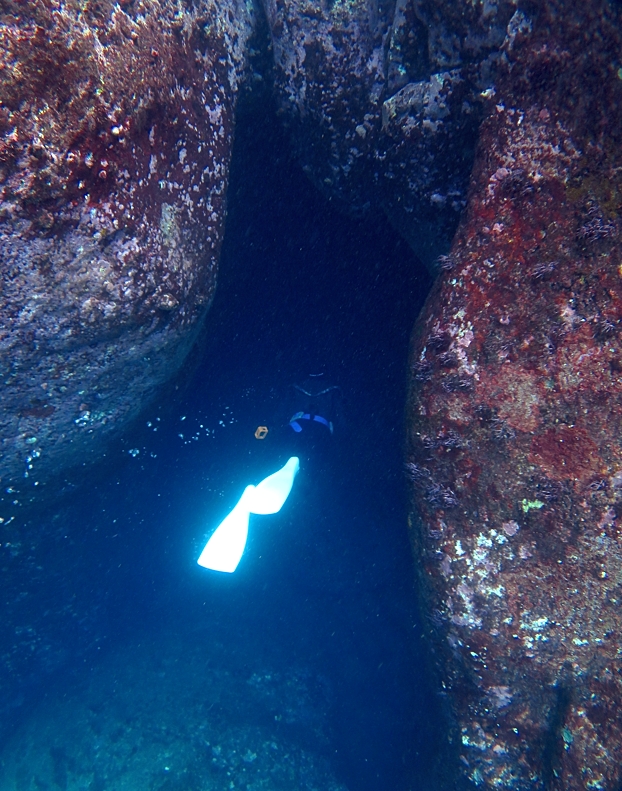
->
left=407, top=2, right=622, bottom=787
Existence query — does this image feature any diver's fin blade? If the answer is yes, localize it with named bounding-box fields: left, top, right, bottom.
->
left=248, top=457, right=300, bottom=515
left=197, top=486, right=255, bottom=572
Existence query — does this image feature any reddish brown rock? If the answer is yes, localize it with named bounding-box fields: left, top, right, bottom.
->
left=406, top=1, right=622, bottom=788
left=0, top=0, right=253, bottom=497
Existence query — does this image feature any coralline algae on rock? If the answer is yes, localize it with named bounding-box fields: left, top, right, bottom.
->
left=0, top=0, right=253, bottom=496
left=406, top=2, right=622, bottom=788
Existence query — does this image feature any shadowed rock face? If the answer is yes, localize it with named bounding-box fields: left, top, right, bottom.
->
left=0, top=0, right=253, bottom=493
left=263, top=0, right=517, bottom=265
left=406, top=1, right=622, bottom=787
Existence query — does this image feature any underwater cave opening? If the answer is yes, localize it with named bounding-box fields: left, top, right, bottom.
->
left=155, top=85, right=445, bottom=790
left=0, top=66, right=447, bottom=791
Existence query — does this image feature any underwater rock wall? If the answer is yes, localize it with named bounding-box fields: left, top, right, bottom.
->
left=262, top=0, right=517, bottom=265
left=4, top=0, right=622, bottom=785
left=0, top=0, right=253, bottom=494
left=406, top=1, right=622, bottom=788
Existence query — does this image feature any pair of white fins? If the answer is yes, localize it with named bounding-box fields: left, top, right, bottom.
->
left=197, top=457, right=300, bottom=573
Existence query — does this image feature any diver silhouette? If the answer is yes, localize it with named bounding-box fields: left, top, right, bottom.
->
left=288, top=373, right=341, bottom=438
left=197, top=373, right=341, bottom=573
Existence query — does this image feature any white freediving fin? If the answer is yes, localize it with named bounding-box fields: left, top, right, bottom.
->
left=246, top=456, right=300, bottom=514
left=197, top=457, right=300, bottom=573
left=196, top=485, right=255, bottom=573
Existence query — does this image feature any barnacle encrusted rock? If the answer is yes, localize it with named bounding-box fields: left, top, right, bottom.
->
left=262, top=0, right=517, bottom=266
left=0, top=0, right=253, bottom=496
left=406, top=1, right=622, bottom=788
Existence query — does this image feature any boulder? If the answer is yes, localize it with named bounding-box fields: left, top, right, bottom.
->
left=262, top=0, right=517, bottom=266
left=0, top=0, right=253, bottom=497
left=406, top=2, right=622, bottom=787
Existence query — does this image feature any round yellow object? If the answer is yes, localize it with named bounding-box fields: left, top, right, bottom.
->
left=254, top=426, right=269, bottom=440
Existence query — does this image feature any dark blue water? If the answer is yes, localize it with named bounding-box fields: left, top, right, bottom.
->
left=0, top=95, right=447, bottom=790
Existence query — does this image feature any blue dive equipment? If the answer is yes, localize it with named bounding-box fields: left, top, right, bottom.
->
left=289, top=412, right=334, bottom=434
left=197, top=457, right=300, bottom=573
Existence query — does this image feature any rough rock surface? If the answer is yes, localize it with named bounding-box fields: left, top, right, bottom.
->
left=0, top=630, right=345, bottom=791
left=406, top=1, right=622, bottom=788
left=0, top=0, right=253, bottom=499
left=263, top=0, right=517, bottom=265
